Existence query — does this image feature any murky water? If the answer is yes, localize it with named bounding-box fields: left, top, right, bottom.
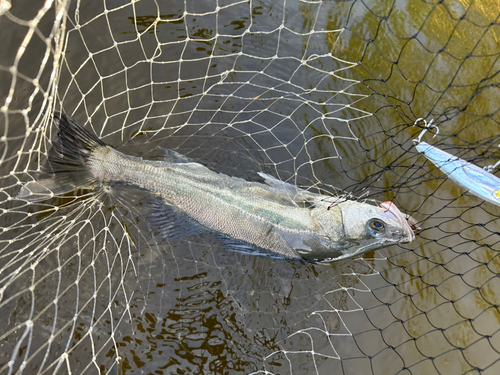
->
left=2, top=0, right=500, bottom=374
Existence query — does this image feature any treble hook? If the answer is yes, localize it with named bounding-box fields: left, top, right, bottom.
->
left=412, top=118, right=439, bottom=145
left=485, top=157, right=500, bottom=173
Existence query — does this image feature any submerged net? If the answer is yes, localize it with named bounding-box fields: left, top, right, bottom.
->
left=2, top=0, right=500, bottom=373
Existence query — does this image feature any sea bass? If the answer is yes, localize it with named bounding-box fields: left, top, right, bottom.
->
left=18, top=112, right=418, bottom=263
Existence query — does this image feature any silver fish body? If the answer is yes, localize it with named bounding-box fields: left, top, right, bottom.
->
left=19, top=112, right=418, bottom=263
left=416, top=141, right=500, bottom=207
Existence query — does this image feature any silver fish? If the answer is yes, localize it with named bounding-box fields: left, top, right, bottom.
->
left=18, top=112, right=418, bottom=263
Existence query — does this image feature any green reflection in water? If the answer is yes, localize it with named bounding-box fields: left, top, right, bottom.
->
left=320, top=1, right=500, bottom=373
left=6, top=0, right=500, bottom=374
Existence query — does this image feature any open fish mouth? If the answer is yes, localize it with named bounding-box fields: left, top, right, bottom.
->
left=379, top=201, right=421, bottom=243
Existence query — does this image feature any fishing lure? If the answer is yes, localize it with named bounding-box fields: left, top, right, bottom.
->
left=413, top=118, right=500, bottom=207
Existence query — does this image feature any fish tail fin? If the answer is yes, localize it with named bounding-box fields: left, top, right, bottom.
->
left=18, top=111, right=107, bottom=202
left=48, top=111, right=107, bottom=172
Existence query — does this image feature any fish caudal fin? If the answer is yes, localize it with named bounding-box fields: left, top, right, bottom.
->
left=48, top=111, right=106, bottom=172
left=18, top=112, right=107, bottom=202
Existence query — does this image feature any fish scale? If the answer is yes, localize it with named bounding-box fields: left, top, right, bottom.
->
left=89, top=149, right=320, bottom=259
left=17, top=112, right=418, bottom=263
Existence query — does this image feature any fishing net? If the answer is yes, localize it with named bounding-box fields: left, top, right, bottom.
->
left=1, top=0, right=500, bottom=373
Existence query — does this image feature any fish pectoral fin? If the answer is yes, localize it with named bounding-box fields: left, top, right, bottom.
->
left=213, top=233, right=304, bottom=261
left=213, top=234, right=256, bottom=253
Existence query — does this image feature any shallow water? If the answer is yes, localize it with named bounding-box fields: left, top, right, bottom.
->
left=2, top=0, right=500, bottom=374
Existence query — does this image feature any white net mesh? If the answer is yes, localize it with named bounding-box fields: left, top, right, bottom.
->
left=2, top=0, right=500, bottom=374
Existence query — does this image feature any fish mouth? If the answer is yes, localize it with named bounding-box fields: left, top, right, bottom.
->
left=378, top=201, right=421, bottom=243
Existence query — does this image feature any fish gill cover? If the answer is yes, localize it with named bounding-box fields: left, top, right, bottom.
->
left=1, top=0, right=500, bottom=374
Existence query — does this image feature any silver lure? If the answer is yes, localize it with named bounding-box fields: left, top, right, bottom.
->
left=414, top=118, right=500, bottom=207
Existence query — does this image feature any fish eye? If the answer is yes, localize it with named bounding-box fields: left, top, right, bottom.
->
left=367, top=219, right=386, bottom=237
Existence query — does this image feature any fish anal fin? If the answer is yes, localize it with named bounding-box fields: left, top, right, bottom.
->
left=147, top=197, right=207, bottom=241
left=98, top=183, right=206, bottom=241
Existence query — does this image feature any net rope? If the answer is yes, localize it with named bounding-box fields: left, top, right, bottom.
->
left=1, top=0, right=500, bottom=374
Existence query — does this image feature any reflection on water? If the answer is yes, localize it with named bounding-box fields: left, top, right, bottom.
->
left=2, top=0, right=500, bottom=374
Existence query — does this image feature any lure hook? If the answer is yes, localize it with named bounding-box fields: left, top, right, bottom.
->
left=412, top=118, right=439, bottom=145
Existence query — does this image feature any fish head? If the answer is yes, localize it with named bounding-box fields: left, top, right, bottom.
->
left=332, top=200, right=418, bottom=260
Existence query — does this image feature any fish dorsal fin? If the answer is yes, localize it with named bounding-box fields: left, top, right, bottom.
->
left=157, top=146, right=196, bottom=163
left=258, top=172, right=320, bottom=202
